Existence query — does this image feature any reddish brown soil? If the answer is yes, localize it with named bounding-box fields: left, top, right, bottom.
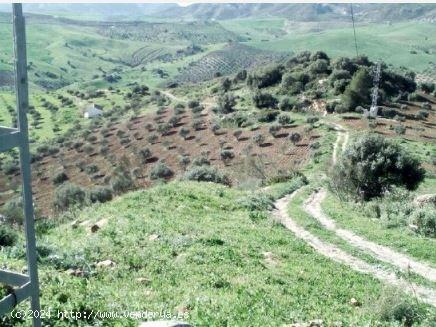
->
left=1, top=106, right=315, bottom=217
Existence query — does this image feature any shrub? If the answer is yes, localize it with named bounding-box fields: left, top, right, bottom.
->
left=217, top=93, right=236, bottom=114
left=416, top=110, right=429, bottom=120
left=278, top=96, right=297, bottom=111
left=278, top=114, right=293, bottom=126
left=179, top=127, right=190, bottom=140
left=157, top=123, right=171, bottom=136
left=306, top=116, right=319, bottom=124
left=111, top=170, right=134, bottom=194
left=220, top=149, right=235, bottom=163
left=331, top=134, right=425, bottom=200
left=268, top=123, right=281, bottom=137
left=137, top=147, right=152, bottom=164
left=253, top=133, right=265, bottom=146
left=238, top=193, right=274, bottom=211
left=192, top=120, right=204, bottom=131
left=211, top=123, right=221, bottom=135
left=1, top=197, right=24, bottom=225
left=192, top=156, right=210, bottom=167
left=178, top=155, right=190, bottom=170
left=252, top=91, right=278, bottom=109
left=394, top=125, right=406, bottom=135
left=53, top=183, right=86, bottom=211
left=0, top=225, right=17, bottom=247
left=257, top=110, right=280, bottom=123
left=409, top=205, right=436, bottom=237
left=421, top=102, right=431, bottom=110
left=247, top=64, right=283, bottom=89
left=233, top=130, right=242, bottom=141
left=419, top=82, right=435, bottom=94
left=374, top=288, right=426, bottom=326
left=184, top=166, right=230, bottom=185
left=150, top=162, right=173, bottom=180
left=147, top=134, right=158, bottom=144
left=52, top=171, right=68, bottom=185
left=2, top=159, right=19, bottom=175
left=289, top=132, right=302, bottom=145
left=89, top=186, right=113, bottom=203
left=187, top=100, right=200, bottom=109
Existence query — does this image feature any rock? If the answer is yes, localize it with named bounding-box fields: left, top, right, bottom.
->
left=96, top=260, right=115, bottom=268
left=66, top=269, right=84, bottom=277
left=350, top=298, right=361, bottom=307
left=149, top=234, right=160, bottom=241
left=309, top=319, right=323, bottom=327
left=413, top=194, right=436, bottom=206
left=136, top=277, right=151, bottom=285
left=409, top=224, right=419, bottom=232
left=90, top=218, right=108, bottom=233
left=139, top=321, right=191, bottom=327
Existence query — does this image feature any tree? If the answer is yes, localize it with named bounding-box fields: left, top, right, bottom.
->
left=217, top=93, right=236, bottom=114
left=221, top=77, right=232, bottom=92
left=341, top=68, right=372, bottom=111
left=179, top=127, right=190, bottom=140
left=289, top=132, right=301, bottom=145
left=331, top=134, right=425, bottom=200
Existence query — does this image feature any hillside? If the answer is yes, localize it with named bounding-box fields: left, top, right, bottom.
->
left=2, top=181, right=435, bottom=326
left=1, top=5, right=436, bottom=326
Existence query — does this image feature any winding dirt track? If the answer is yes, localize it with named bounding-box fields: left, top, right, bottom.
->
left=272, top=122, right=436, bottom=306
left=304, top=189, right=436, bottom=283
left=272, top=191, right=436, bottom=306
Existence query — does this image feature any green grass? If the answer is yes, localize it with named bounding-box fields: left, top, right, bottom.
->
left=247, top=21, right=436, bottom=72
left=1, top=181, right=413, bottom=326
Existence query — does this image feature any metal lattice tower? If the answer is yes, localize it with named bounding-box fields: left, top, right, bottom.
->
left=369, top=61, right=382, bottom=117
left=0, top=4, right=41, bottom=326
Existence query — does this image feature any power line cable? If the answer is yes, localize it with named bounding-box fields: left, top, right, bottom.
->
left=350, top=4, right=359, bottom=57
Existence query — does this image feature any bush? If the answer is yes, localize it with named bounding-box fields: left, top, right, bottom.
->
left=374, top=288, right=426, bottom=326
left=252, top=91, right=278, bottom=109
left=220, top=149, right=235, bottom=163
left=217, top=93, right=236, bottom=114
left=150, top=162, right=173, bottom=180
left=192, top=156, right=210, bottom=167
left=416, top=110, right=429, bottom=120
left=187, top=100, right=200, bottom=109
left=137, top=147, right=152, bottom=164
left=268, top=123, right=281, bottom=137
left=331, top=134, right=425, bottom=200
left=394, top=125, right=406, bottom=135
left=289, top=132, right=301, bottom=144
left=247, top=64, right=283, bottom=89
left=306, top=116, right=319, bottom=124
left=278, top=96, right=297, bottom=111
left=184, top=166, right=230, bottom=185
left=1, top=197, right=24, bottom=225
left=253, top=133, right=265, bottom=146
left=409, top=205, right=436, bottom=237
left=53, top=183, right=86, bottom=211
left=89, top=186, right=113, bottom=203
left=257, top=110, right=280, bottom=123
left=52, top=171, right=69, bottom=185
left=419, top=82, right=435, bottom=94
left=0, top=225, right=17, bottom=247
left=277, top=114, right=293, bottom=126
left=179, top=127, right=190, bottom=140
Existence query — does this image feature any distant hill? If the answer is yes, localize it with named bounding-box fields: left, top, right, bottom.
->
left=159, top=3, right=436, bottom=22
left=1, top=3, right=435, bottom=22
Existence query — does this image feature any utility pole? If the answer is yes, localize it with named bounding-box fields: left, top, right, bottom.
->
left=0, top=4, right=41, bottom=326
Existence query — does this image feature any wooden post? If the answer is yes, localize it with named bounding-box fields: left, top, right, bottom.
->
left=13, top=4, right=41, bottom=327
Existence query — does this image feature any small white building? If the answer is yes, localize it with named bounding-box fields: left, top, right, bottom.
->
left=84, top=104, right=103, bottom=119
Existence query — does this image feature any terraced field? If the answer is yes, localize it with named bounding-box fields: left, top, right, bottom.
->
left=175, top=43, right=289, bottom=83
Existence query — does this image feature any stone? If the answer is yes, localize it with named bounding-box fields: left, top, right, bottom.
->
left=96, top=260, right=115, bottom=268
left=350, top=298, right=361, bottom=307
left=413, top=194, right=436, bottom=206
left=149, top=234, right=160, bottom=241
left=90, top=218, right=108, bottom=233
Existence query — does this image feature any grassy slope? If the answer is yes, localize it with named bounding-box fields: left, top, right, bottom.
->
left=244, top=21, right=436, bottom=72
left=1, top=181, right=403, bottom=326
